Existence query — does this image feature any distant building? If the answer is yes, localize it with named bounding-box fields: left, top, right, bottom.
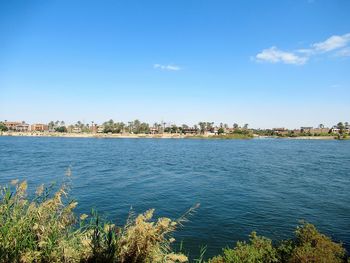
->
left=4, top=121, right=21, bottom=130
left=331, top=127, right=340, bottom=134
left=149, top=127, right=159, bottom=134
left=300, top=127, right=313, bottom=133
left=210, top=127, right=219, bottom=135
left=72, top=127, right=82, bottom=133
left=330, top=126, right=349, bottom=134
left=224, top=127, right=249, bottom=134
left=273, top=128, right=289, bottom=135
left=311, top=128, right=330, bottom=134
left=299, top=127, right=330, bottom=134
left=182, top=128, right=197, bottom=134
left=16, top=123, right=29, bottom=132
left=291, top=129, right=301, bottom=135
left=90, top=124, right=98, bottom=133
left=31, top=124, right=49, bottom=132
left=90, top=124, right=105, bottom=133
left=4, top=121, right=29, bottom=132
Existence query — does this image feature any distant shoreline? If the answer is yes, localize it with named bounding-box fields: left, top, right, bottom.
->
left=0, top=131, right=339, bottom=140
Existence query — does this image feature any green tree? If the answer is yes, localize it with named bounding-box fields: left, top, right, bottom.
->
left=133, top=119, right=141, bottom=134
left=170, top=125, right=178, bottom=133
left=55, top=126, right=67, bottom=133
left=139, top=122, right=150, bottom=134
left=337, top=122, right=345, bottom=134
left=210, top=232, right=278, bottom=263
left=289, top=223, right=346, bottom=263
left=0, top=122, right=8, bottom=131
left=199, top=122, right=206, bottom=134
left=206, top=122, right=214, bottom=132
left=102, top=120, right=125, bottom=133
left=48, top=121, right=55, bottom=130
left=218, top=127, right=225, bottom=135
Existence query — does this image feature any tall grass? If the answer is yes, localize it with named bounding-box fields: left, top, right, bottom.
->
left=0, top=177, right=348, bottom=263
left=0, top=178, right=189, bottom=263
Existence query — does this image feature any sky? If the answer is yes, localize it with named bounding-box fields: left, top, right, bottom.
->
left=0, top=0, right=350, bottom=129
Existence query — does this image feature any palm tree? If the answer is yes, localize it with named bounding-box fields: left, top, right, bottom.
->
left=48, top=121, right=55, bottom=130
left=198, top=122, right=206, bottom=134
left=337, top=122, right=345, bottom=134
left=128, top=121, right=133, bottom=133
left=161, top=121, right=166, bottom=133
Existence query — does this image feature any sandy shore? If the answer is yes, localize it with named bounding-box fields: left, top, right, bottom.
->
left=286, top=136, right=336, bottom=140
left=0, top=132, right=338, bottom=140
left=256, top=135, right=336, bottom=140
left=0, top=131, right=191, bottom=139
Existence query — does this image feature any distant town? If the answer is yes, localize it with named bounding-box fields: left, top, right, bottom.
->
left=0, top=119, right=349, bottom=139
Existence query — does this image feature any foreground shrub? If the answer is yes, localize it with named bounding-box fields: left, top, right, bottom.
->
left=209, top=223, right=348, bottom=263
left=208, top=232, right=278, bottom=263
left=0, top=180, right=188, bottom=263
left=0, top=178, right=348, bottom=263
left=0, top=180, right=89, bottom=262
left=288, top=223, right=346, bottom=263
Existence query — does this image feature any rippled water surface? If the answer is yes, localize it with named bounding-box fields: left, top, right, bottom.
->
left=0, top=136, right=349, bottom=257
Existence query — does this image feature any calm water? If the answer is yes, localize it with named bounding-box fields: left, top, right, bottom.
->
left=0, top=136, right=350, bottom=257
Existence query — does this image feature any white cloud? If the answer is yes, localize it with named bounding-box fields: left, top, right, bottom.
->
left=153, top=64, right=181, bottom=71
left=312, top=33, right=350, bottom=52
left=255, top=47, right=308, bottom=65
left=255, top=32, right=350, bottom=65
left=336, top=47, right=350, bottom=57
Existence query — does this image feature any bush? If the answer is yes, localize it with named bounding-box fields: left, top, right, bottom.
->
left=288, top=223, right=346, bottom=263
left=0, top=180, right=86, bottom=262
left=55, top=126, right=67, bottom=133
left=208, top=223, right=348, bottom=263
left=0, top=122, right=8, bottom=131
left=208, top=232, right=278, bottom=263
left=0, top=179, right=189, bottom=263
left=0, top=178, right=348, bottom=263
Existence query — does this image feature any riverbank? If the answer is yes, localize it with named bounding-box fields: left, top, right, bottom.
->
left=0, top=131, right=187, bottom=139
left=254, top=135, right=339, bottom=140
left=1, top=179, right=348, bottom=263
left=0, top=131, right=341, bottom=140
left=0, top=131, right=253, bottom=139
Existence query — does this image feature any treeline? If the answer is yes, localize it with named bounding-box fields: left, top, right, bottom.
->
left=101, top=120, right=251, bottom=135
left=0, top=178, right=348, bottom=263
left=103, top=119, right=150, bottom=134
left=2, top=120, right=349, bottom=137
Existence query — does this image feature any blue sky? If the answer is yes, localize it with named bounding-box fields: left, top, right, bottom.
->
left=1, top=0, right=349, bottom=128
